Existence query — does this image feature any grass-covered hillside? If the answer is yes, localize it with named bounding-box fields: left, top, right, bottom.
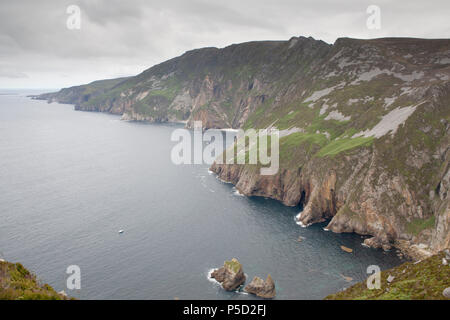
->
left=325, top=251, right=450, bottom=300
left=0, top=260, right=69, bottom=300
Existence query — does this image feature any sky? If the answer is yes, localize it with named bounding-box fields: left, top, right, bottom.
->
left=0, top=0, right=449, bottom=89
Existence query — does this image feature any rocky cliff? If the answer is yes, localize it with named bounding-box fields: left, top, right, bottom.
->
left=35, top=37, right=450, bottom=257
left=210, top=38, right=450, bottom=258
left=34, top=36, right=331, bottom=127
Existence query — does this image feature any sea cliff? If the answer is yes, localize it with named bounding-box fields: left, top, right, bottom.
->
left=35, top=36, right=450, bottom=258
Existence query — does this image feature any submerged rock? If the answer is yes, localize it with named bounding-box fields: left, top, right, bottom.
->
left=363, top=237, right=392, bottom=251
left=340, top=245, right=353, bottom=253
left=340, top=274, right=353, bottom=282
left=244, top=275, right=276, bottom=298
left=210, top=258, right=246, bottom=291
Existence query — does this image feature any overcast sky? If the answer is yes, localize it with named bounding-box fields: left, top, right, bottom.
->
left=0, top=0, right=449, bottom=89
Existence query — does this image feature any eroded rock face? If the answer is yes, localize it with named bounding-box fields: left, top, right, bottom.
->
left=211, top=114, right=449, bottom=259
left=210, top=164, right=303, bottom=206
left=36, top=37, right=331, bottom=130
left=364, top=237, right=392, bottom=251
left=244, top=275, right=276, bottom=298
left=210, top=258, right=246, bottom=291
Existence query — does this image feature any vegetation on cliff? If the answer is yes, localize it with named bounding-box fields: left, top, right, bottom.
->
left=325, top=251, right=450, bottom=300
left=210, top=258, right=246, bottom=291
left=0, top=260, right=68, bottom=300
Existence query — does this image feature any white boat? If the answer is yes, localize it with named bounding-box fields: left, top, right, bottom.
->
left=118, top=230, right=124, bottom=234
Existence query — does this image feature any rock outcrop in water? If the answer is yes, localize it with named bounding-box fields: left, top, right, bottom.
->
left=210, top=258, right=246, bottom=291
left=244, top=275, right=276, bottom=298
left=34, top=37, right=450, bottom=258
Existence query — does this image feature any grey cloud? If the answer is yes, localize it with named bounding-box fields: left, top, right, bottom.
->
left=0, top=69, right=29, bottom=79
left=0, top=0, right=448, bottom=88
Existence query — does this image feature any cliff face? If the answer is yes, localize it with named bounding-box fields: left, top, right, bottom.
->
left=209, top=38, right=450, bottom=257
left=36, top=37, right=450, bottom=256
left=35, top=37, right=331, bottom=127
left=212, top=77, right=450, bottom=256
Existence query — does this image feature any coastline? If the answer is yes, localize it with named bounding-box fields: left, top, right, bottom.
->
left=30, top=95, right=445, bottom=262
left=209, top=162, right=437, bottom=262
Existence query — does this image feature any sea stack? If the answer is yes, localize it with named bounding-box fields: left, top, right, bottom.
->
left=210, top=258, right=246, bottom=291
left=244, top=274, right=276, bottom=298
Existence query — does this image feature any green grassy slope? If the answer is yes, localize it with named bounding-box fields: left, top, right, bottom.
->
left=325, top=252, right=450, bottom=300
left=0, top=261, right=69, bottom=300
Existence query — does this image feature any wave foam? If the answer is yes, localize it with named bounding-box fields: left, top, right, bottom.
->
left=206, top=269, right=219, bottom=285
left=232, top=187, right=245, bottom=197
left=295, top=213, right=310, bottom=228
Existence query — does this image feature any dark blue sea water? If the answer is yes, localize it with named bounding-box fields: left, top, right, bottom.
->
left=0, top=90, right=402, bottom=299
